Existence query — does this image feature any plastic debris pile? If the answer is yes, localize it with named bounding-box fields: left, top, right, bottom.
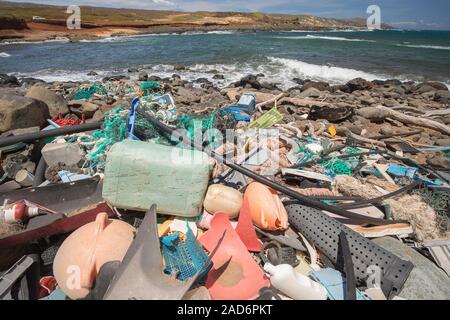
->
left=1, top=75, right=450, bottom=302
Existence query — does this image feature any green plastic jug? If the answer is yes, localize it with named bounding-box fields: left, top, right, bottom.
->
left=103, top=140, right=211, bottom=217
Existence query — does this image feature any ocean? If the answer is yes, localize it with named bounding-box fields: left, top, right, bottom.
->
left=1, top=29, right=450, bottom=89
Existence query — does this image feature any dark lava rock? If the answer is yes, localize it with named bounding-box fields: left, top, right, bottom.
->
left=308, top=104, right=354, bottom=123
left=20, top=77, right=46, bottom=86
left=138, top=71, right=148, bottom=81
left=346, top=78, right=373, bottom=92
left=0, top=74, right=20, bottom=87
left=301, top=80, right=331, bottom=92
left=233, top=75, right=262, bottom=90
left=102, top=75, right=130, bottom=82
left=127, top=67, right=139, bottom=73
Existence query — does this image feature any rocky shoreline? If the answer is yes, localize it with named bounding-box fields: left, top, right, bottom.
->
left=1, top=70, right=449, bottom=169
left=0, top=24, right=368, bottom=44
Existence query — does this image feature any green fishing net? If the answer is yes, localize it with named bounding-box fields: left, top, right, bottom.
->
left=321, top=158, right=353, bottom=175
left=140, top=81, right=161, bottom=96
left=73, top=83, right=107, bottom=100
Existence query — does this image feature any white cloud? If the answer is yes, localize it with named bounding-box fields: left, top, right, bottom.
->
left=152, top=0, right=175, bottom=6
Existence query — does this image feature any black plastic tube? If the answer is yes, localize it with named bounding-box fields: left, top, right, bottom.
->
left=138, top=108, right=394, bottom=226
left=32, top=157, right=47, bottom=187
left=337, top=180, right=421, bottom=210
left=0, top=122, right=102, bottom=148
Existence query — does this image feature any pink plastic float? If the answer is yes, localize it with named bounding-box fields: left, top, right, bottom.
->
left=53, top=212, right=136, bottom=299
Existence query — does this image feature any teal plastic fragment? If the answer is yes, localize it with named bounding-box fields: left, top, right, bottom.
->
left=309, top=268, right=370, bottom=300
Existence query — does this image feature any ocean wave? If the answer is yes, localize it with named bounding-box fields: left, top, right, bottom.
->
left=276, top=35, right=375, bottom=42
left=10, top=57, right=395, bottom=90
left=267, top=57, right=382, bottom=84
left=0, top=38, right=70, bottom=46
left=397, top=44, right=450, bottom=50
left=284, top=29, right=374, bottom=33
left=0, top=52, right=11, bottom=57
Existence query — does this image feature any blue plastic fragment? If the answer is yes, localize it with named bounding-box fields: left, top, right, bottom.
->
left=387, top=163, right=418, bottom=179
left=309, top=268, right=370, bottom=300
left=160, top=223, right=211, bottom=283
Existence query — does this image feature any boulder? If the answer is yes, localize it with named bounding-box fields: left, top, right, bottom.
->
left=292, top=78, right=305, bottom=85
left=346, top=78, right=373, bottom=92
left=421, top=81, right=448, bottom=91
left=26, top=85, right=69, bottom=116
left=0, top=87, right=26, bottom=96
left=415, top=84, right=436, bottom=94
left=330, top=84, right=350, bottom=93
left=384, top=79, right=402, bottom=86
left=138, top=71, right=148, bottom=81
left=301, top=81, right=330, bottom=92
left=92, top=110, right=105, bottom=122
left=233, top=75, right=262, bottom=90
left=102, top=75, right=129, bottom=82
left=212, top=74, right=225, bottom=80
left=0, top=94, right=49, bottom=133
left=174, top=64, right=187, bottom=71
left=0, top=74, right=19, bottom=87
left=298, top=87, right=322, bottom=99
left=127, top=67, right=139, bottom=73
left=87, top=71, right=98, bottom=76
left=195, top=78, right=212, bottom=85
left=20, top=77, right=46, bottom=87
left=149, top=75, right=162, bottom=82
left=172, top=86, right=202, bottom=104
left=434, top=90, right=450, bottom=104
left=68, top=100, right=99, bottom=118
left=308, top=104, right=353, bottom=123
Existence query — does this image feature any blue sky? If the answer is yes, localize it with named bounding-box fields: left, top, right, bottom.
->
left=6, top=0, right=450, bottom=30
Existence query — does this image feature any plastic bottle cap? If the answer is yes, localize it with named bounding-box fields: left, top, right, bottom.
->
left=263, top=263, right=275, bottom=276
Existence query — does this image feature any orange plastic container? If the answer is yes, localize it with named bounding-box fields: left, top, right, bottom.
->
left=242, top=182, right=288, bottom=231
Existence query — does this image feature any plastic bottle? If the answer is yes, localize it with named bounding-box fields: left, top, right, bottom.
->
left=264, top=263, right=328, bottom=300
left=0, top=201, right=41, bottom=223
left=203, top=184, right=243, bottom=219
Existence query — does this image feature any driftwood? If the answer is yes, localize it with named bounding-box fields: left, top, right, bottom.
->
left=279, top=97, right=330, bottom=108
left=357, top=105, right=450, bottom=135
left=256, top=93, right=286, bottom=112
left=275, top=123, right=303, bottom=139
left=337, top=127, right=386, bottom=147
left=423, top=109, right=450, bottom=118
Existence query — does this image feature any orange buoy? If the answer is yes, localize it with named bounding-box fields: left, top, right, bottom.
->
left=53, top=212, right=136, bottom=300
left=242, top=182, right=288, bottom=231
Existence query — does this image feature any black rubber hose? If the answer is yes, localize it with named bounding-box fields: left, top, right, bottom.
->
left=138, top=108, right=394, bottom=226
left=337, top=180, right=421, bottom=210
left=310, top=195, right=364, bottom=201
left=368, top=130, right=422, bottom=140
left=338, top=231, right=357, bottom=300
left=32, top=156, right=47, bottom=187
left=0, top=122, right=102, bottom=148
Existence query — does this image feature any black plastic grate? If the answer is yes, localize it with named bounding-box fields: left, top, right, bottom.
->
left=285, top=202, right=414, bottom=298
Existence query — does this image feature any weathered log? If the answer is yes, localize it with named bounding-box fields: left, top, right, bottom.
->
left=357, top=105, right=450, bottom=135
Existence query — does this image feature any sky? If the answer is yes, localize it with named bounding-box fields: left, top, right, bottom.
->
left=5, top=0, right=450, bottom=30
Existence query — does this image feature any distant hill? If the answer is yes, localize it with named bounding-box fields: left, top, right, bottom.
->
left=0, top=1, right=391, bottom=29
left=0, top=1, right=391, bottom=42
